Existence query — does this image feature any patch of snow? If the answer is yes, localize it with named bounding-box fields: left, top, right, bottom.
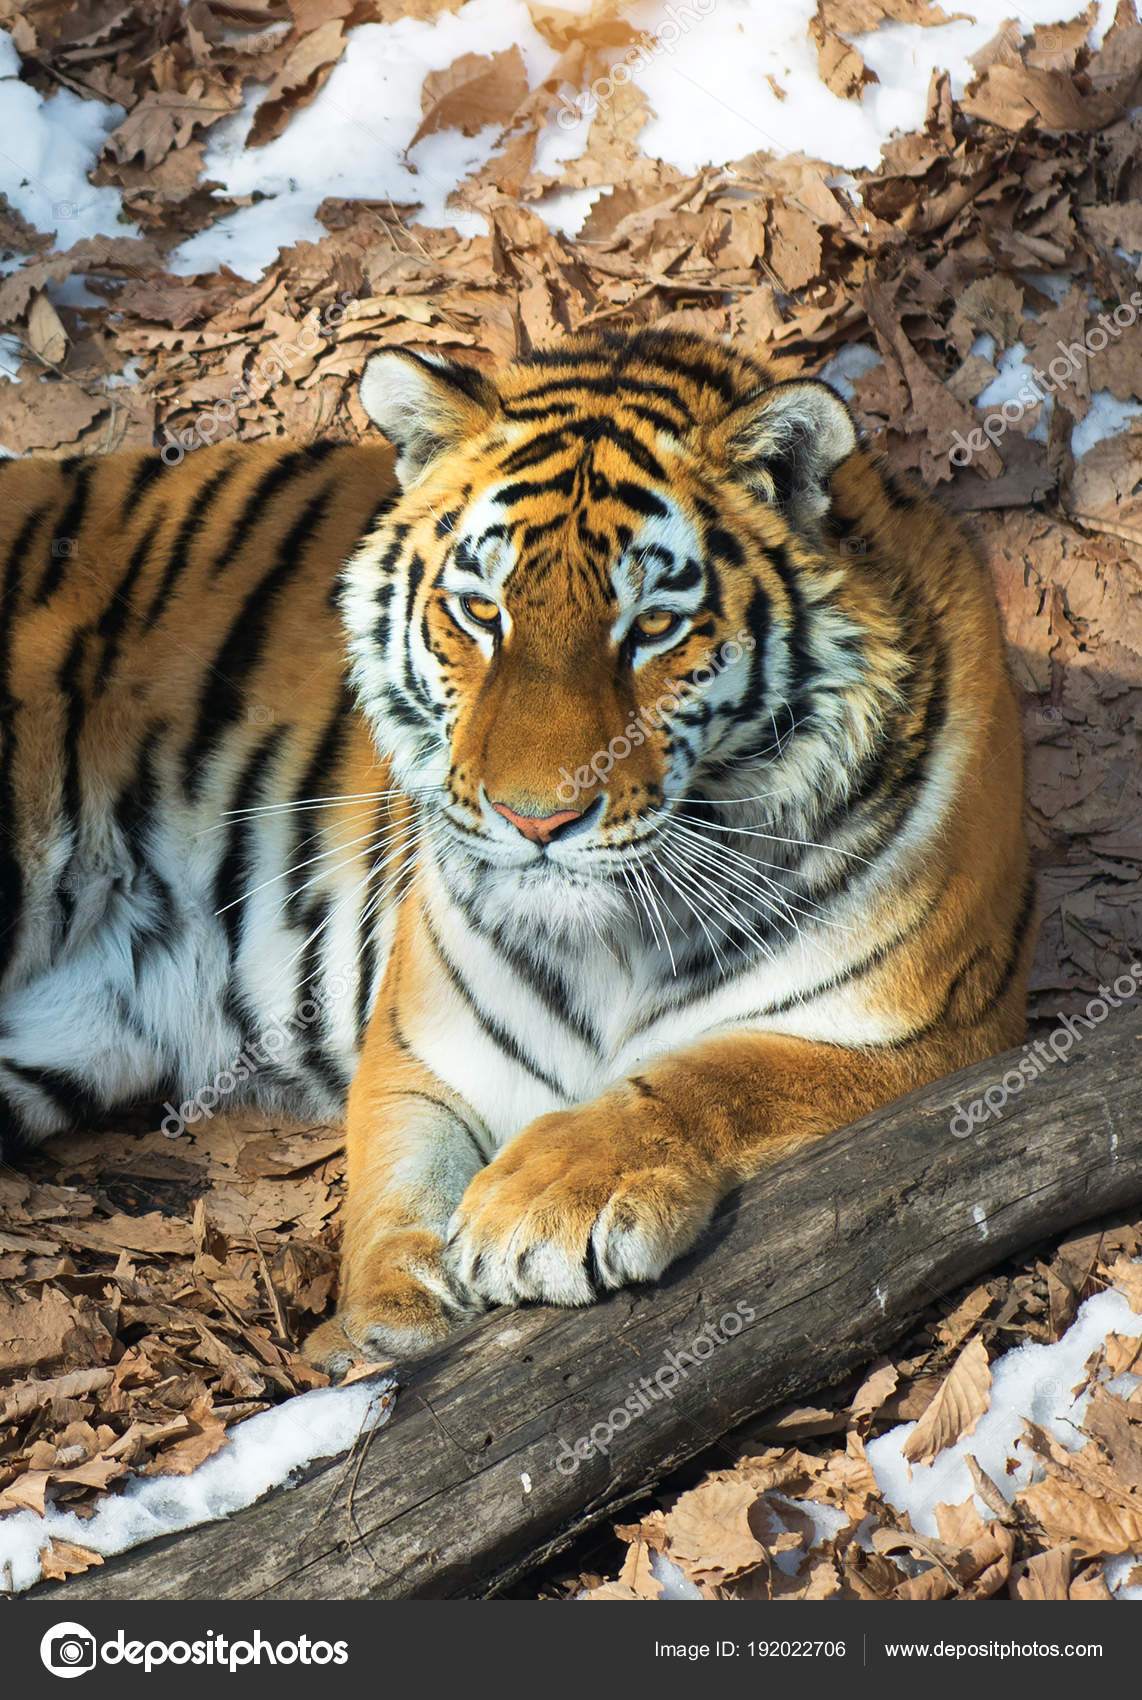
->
left=975, top=341, right=1028, bottom=410
left=0, top=332, right=22, bottom=379
left=651, top=1549, right=703, bottom=1599
left=172, top=0, right=569, bottom=278
left=0, top=39, right=130, bottom=252
left=574, top=0, right=1120, bottom=180
left=1106, top=1551, right=1142, bottom=1600
left=0, top=1374, right=395, bottom=1594
left=1022, top=271, right=1078, bottom=305
left=973, top=338, right=1142, bottom=452
left=1072, top=391, right=1142, bottom=457
left=867, top=1288, right=1142, bottom=1545
left=171, top=0, right=1133, bottom=273
left=819, top=342, right=882, bottom=401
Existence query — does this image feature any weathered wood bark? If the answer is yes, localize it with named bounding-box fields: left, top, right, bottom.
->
left=38, top=1004, right=1142, bottom=1602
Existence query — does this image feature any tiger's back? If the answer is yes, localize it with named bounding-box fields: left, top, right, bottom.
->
left=0, top=439, right=399, bottom=1145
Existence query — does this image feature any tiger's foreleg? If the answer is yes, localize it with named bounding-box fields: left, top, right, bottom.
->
left=443, top=1029, right=955, bottom=1309
left=305, top=1012, right=489, bottom=1374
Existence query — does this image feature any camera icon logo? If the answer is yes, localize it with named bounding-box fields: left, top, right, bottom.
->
left=40, top=1622, right=97, bottom=1678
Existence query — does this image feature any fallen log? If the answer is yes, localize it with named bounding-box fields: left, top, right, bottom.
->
left=36, top=1002, right=1142, bottom=1601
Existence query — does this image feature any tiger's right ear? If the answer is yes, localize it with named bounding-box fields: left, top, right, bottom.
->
left=359, top=349, right=499, bottom=486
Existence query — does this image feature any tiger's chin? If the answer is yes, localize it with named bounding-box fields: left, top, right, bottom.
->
left=465, top=850, right=633, bottom=946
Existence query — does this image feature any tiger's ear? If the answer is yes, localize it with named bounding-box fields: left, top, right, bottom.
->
left=359, top=349, right=499, bottom=486
left=718, top=380, right=858, bottom=528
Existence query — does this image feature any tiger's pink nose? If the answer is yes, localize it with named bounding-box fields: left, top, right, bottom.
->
left=491, top=801, right=582, bottom=844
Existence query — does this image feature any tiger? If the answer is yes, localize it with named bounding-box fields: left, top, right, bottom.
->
left=0, top=327, right=1032, bottom=1374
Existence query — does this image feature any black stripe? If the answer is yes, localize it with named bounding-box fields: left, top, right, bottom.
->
left=887, top=870, right=1037, bottom=1050
left=397, top=550, right=437, bottom=715
left=613, top=479, right=668, bottom=518
left=34, top=461, right=94, bottom=604
left=501, top=396, right=684, bottom=437
left=497, top=420, right=666, bottom=481
left=93, top=516, right=162, bottom=693
left=113, top=722, right=163, bottom=865
left=422, top=911, right=571, bottom=1098
left=493, top=469, right=577, bottom=506
left=122, top=455, right=168, bottom=516
left=6, top=1061, right=99, bottom=1130
left=355, top=794, right=393, bottom=1042
left=285, top=694, right=351, bottom=928
left=141, top=461, right=243, bottom=629
left=401, top=1089, right=488, bottom=1166
left=947, top=869, right=1037, bottom=1028
left=738, top=886, right=945, bottom=1024
left=766, top=543, right=813, bottom=716
left=0, top=508, right=44, bottom=984
left=291, top=904, right=350, bottom=1102
left=213, top=730, right=287, bottom=961
left=54, top=629, right=89, bottom=933
left=113, top=726, right=178, bottom=976
left=451, top=880, right=605, bottom=1054
left=513, top=346, right=738, bottom=405
left=208, top=445, right=337, bottom=582
left=183, top=485, right=333, bottom=797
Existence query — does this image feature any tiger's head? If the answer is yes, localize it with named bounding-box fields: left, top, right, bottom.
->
left=341, top=329, right=876, bottom=934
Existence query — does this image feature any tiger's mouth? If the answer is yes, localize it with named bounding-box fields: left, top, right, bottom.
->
left=432, top=792, right=664, bottom=879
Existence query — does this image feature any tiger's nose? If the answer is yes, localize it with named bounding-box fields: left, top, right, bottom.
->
left=491, top=801, right=583, bottom=844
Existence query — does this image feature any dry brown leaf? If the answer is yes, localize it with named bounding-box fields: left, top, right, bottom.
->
left=617, top=1527, right=666, bottom=1599
left=38, top=1539, right=105, bottom=1582
left=26, top=292, right=68, bottom=365
left=935, top=1284, right=993, bottom=1349
left=0, top=1472, right=52, bottom=1517
left=0, top=1288, right=111, bottom=1377
left=846, top=1360, right=904, bottom=1414
left=664, top=1478, right=769, bottom=1583
left=0, top=381, right=104, bottom=454
left=410, top=48, right=528, bottom=150
left=144, top=1416, right=230, bottom=1476
left=248, top=20, right=347, bottom=149
left=934, top=1496, right=988, bottom=1549
left=1014, top=1545, right=1072, bottom=1599
left=902, top=1337, right=992, bottom=1468
left=964, top=1453, right=1016, bottom=1524
left=236, top=1129, right=344, bottom=1178
left=1069, top=1563, right=1115, bottom=1600
left=1106, top=1253, right=1142, bottom=1312
left=580, top=1580, right=644, bottom=1600
left=58, top=1212, right=196, bottom=1257
left=1017, top=1474, right=1142, bottom=1559
left=1104, top=1333, right=1142, bottom=1377
left=104, top=83, right=239, bottom=172
left=0, top=1367, right=115, bottom=1425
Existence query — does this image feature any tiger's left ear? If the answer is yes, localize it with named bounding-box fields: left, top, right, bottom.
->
left=359, top=349, right=499, bottom=486
left=717, top=380, right=858, bottom=528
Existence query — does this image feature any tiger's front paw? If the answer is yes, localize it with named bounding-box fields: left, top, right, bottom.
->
left=304, top=1229, right=482, bottom=1376
left=444, top=1111, right=721, bottom=1308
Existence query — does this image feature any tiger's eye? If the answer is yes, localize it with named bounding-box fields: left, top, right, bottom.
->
left=461, top=594, right=501, bottom=628
left=634, top=608, right=680, bottom=640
